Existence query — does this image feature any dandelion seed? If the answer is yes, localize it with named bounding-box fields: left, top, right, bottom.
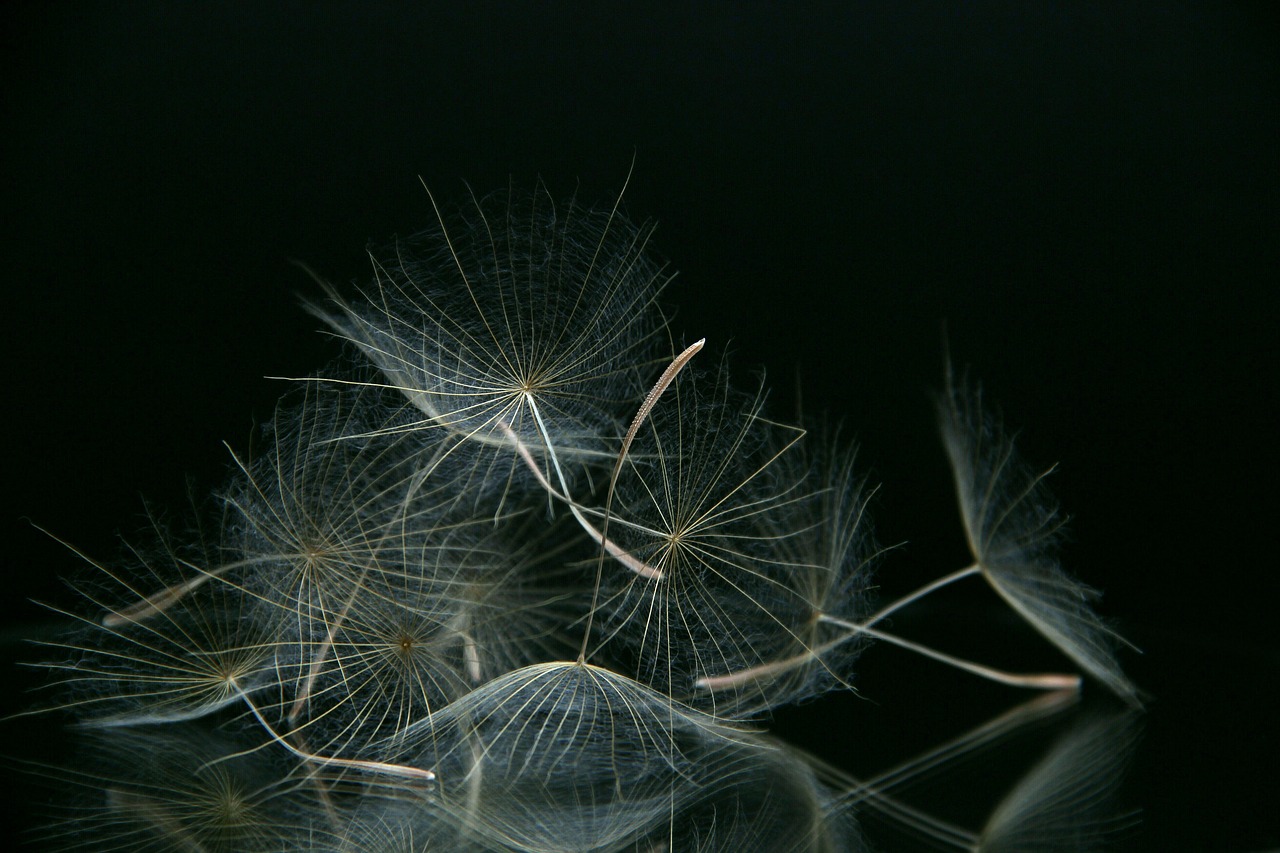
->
left=30, top=511, right=277, bottom=728
left=312, top=180, right=672, bottom=490
left=690, top=429, right=881, bottom=710
left=590, top=360, right=821, bottom=716
left=939, top=365, right=1143, bottom=707
left=385, top=660, right=758, bottom=852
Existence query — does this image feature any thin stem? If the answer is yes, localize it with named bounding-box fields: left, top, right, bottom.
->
left=495, top=419, right=662, bottom=579
left=596, top=337, right=706, bottom=559
left=695, top=563, right=1080, bottom=693
left=582, top=338, right=706, bottom=662
left=288, top=565, right=373, bottom=724
left=101, top=565, right=230, bottom=627
left=861, top=564, right=981, bottom=629
left=32, top=523, right=247, bottom=628
left=840, top=622, right=1083, bottom=692
left=235, top=686, right=436, bottom=783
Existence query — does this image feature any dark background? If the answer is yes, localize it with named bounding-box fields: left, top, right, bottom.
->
left=3, top=3, right=1276, bottom=850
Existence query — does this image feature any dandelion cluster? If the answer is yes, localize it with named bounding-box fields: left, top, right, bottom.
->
left=23, top=178, right=1140, bottom=851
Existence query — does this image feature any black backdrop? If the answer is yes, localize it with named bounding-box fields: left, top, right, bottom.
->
left=4, top=3, right=1276, bottom=851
